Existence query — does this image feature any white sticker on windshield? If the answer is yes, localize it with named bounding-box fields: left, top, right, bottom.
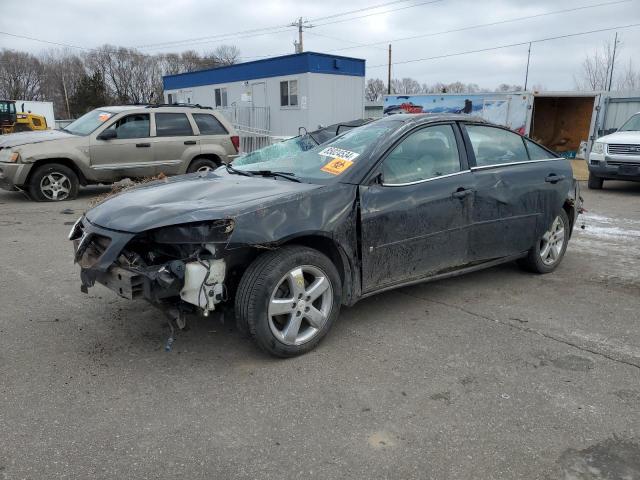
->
left=318, top=147, right=360, bottom=161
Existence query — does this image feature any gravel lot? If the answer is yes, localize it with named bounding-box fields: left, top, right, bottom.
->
left=1, top=181, right=639, bottom=479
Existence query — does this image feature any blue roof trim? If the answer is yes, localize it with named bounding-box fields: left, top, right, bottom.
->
left=163, top=52, right=365, bottom=90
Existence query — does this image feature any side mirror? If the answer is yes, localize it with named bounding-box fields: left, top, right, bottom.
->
left=98, top=129, right=117, bottom=141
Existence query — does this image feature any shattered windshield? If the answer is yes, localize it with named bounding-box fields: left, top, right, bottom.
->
left=233, top=134, right=318, bottom=167
left=619, top=114, right=640, bottom=132
left=63, top=109, right=114, bottom=136
left=232, top=122, right=397, bottom=182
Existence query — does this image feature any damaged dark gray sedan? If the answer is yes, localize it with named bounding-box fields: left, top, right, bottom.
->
left=70, top=114, right=582, bottom=357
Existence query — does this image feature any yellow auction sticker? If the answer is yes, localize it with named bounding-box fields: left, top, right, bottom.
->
left=321, top=157, right=354, bottom=175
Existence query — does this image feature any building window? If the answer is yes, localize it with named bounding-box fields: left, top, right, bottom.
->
left=215, top=88, right=228, bottom=108
left=167, top=93, right=174, bottom=104
left=280, top=80, right=298, bottom=107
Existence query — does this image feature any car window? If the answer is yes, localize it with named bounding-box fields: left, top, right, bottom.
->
left=466, top=125, right=528, bottom=167
left=155, top=113, right=193, bottom=137
left=382, top=125, right=461, bottom=185
left=193, top=114, right=228, bottom=135
left=104, top=114, right=150, bottom=139
left=524, top=138, right=554, bottom=160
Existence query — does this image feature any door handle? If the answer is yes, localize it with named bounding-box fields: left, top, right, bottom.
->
left=136, top=143, right=151, bottom=148
left=452, top=188, right=474, bottom=199
left=545, top=174, right=565, bottom=184
left=184, top=140, right=197, bottom=145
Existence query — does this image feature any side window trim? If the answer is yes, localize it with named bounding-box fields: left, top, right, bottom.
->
left=379, top=122, right=467, bottom=187
left=461, top=122, right=545, bottom=170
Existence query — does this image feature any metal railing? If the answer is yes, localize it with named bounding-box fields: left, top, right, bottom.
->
left=215, top=105, right=273, bottom=153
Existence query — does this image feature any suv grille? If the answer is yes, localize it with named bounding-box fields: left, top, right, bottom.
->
left=607, top=144, right=640, bottom=155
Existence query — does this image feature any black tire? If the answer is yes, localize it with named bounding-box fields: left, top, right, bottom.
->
left=28, top=163, right=79, bottom=202
left=187, top=157, right=219, bottom=173
left=518, top=209, right=570, bottom=274
left=587, top=173, right=604, bottom=190
left=235, top=245, right=342, bottom=357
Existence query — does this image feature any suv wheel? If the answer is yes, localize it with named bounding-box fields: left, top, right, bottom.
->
left=518, top=209, right=570, bottom=274
left=28, top=163, right=79, bottom=202
left=235, top=245, right=342, bottom=357
left=187, top=158, right=219, bottom=173
left=588, top=173, right=604, bottom=190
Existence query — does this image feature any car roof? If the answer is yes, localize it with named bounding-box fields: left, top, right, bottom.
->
left=98, top=105, right=218, bottom=114
left=377, top=113, right=489, bottom=125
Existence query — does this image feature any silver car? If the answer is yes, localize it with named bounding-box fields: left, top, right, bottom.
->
left=0, top=104, right=239, bottom=201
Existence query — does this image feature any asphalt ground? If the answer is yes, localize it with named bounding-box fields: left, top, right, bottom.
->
left=1, top=181, right=639, bottom=479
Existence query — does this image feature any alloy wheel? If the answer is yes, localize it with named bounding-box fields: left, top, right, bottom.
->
left=40, top=172, right=71, bottom=201
left=268, top=265, right=333, bottom=346
left=539, top=215, right=566, bottom=266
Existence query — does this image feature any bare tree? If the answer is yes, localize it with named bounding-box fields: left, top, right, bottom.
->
left=391, top=77, right=421, bottom=94
left=0, top=49, right=44, bottom=100
left=495, top=83, right=523, bottom=92
left=365, top=78, right=386, bottom=101
left=616, top=59, right=640, bottom=90
left=574, top=39, right=620, bottom=91
left=209, top=45, right=241, bottom=66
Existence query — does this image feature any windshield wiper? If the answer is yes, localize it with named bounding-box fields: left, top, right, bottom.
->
left=248, top=170, right=301, bottom=182
left=225, top=164, right=254, bottom=177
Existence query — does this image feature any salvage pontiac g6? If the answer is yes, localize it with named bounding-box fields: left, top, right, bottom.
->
left=70, top=114, right=581, bottom=357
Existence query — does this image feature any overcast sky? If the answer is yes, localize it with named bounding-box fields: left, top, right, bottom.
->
left=2, top=0, right=640, bottom=90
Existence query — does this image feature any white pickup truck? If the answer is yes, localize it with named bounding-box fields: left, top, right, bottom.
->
left=588, top=111, right=640, bottom=189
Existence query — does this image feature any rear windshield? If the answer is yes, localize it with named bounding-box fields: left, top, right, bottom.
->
left=64, top=109, right=114, bottom=136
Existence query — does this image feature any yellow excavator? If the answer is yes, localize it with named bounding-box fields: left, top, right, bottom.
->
left=0, top=100, right=48, bottom=134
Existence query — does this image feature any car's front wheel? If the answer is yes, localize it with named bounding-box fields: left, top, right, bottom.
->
left=235, top=245, right=342, bottom=357
left=518, top=209, right=570, bottom=274
left=28, top=163, right=79, bottom=201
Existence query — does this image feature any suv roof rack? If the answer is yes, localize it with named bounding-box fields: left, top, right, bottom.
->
left=145, top=103, right=213, bottom=110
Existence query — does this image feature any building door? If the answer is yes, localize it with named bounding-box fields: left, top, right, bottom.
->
left=251, top=82, right=266, bottom=107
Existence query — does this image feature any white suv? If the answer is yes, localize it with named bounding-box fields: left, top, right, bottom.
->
left=588, top=112, right=640, bottom=189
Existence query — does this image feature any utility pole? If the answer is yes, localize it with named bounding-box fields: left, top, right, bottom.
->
left=290, top=17, right=312, bottom=54
left=387, top=44, right=392, bottom=94
left=524, top=42, right=531, bottom=91
left=607, top=32, right=619, bottom=92
left=61, top=71, right=71, bottom=119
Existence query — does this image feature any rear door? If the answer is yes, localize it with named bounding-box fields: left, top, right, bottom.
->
left=150, top=112, right=200, bottom=175
left=461, top=123, right=572, bottom=262
left=89, top=113, right=154, bottom=176
left=359, top=123, right=475, bottom=291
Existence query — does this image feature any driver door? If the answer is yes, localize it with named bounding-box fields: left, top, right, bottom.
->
left=359, top=123, right=475, bottom=292
left=90, top=113, right=155, bottom=176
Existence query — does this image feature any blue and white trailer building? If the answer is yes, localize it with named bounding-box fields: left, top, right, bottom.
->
left=163, top=52, right=365, bottom=138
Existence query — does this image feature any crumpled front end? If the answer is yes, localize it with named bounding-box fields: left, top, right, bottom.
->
left=69, top=216, right=235, bottom=315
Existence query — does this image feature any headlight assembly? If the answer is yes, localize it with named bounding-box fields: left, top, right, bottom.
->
left=592, top=142, right=605, bottom=155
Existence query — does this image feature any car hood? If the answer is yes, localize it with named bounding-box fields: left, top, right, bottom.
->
left=598, top=131, right=640, bottom=144
left=0, top=129, right=77, bottom=149
left=85, top=170, right=323, bottom=233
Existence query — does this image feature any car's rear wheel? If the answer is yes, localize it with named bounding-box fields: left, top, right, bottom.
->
left=187, top=157, right=219, bottom=173
left=235, top=245, right=341, bottom=357
left=28, top=163, right=79, bottom=201
left=518, top=209, right=570, bottom=274
left=588, top=173, right=604, bottom=189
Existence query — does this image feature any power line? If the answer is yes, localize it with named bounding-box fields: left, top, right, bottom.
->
left=309, top=0, right=417, bottom=22
left=367, top=22, right=640, bottom=68
left=323, top=0, right=634, bottom=53
left=312, top=0, right=444, bottom=28
left=0, top=31, right=88, bottom=51
left=134, top=0, right=444, bottom=51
